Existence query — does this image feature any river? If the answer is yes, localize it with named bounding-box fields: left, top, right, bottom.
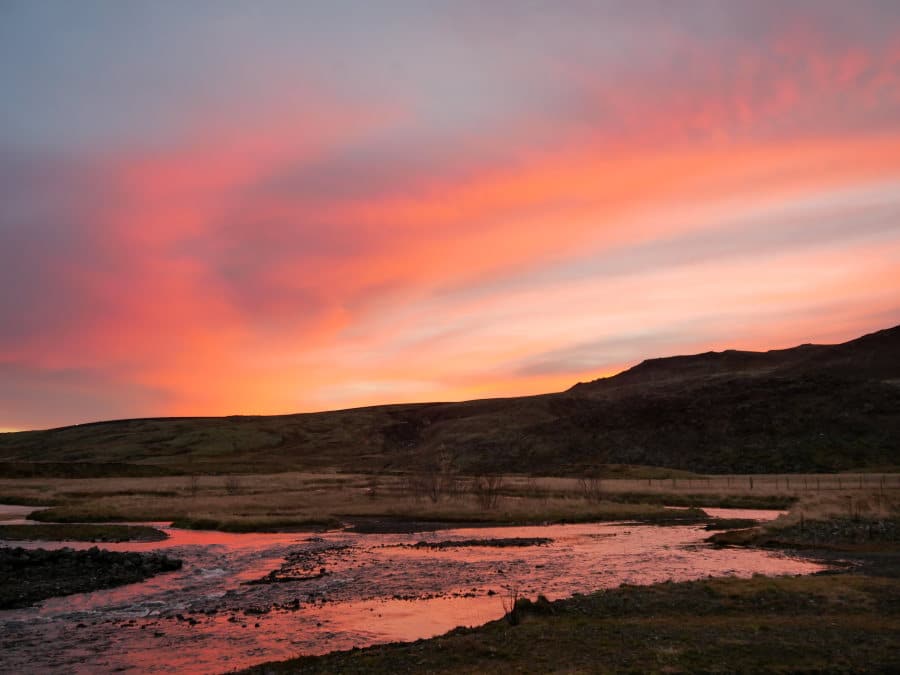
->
left=0, top=508, right=825, bottom=674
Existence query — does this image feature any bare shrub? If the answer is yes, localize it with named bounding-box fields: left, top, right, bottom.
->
left=579, top=476, right=603, bottom=502
left=401, top=474, right=419, bottom=501
left=501, top=585, right=521, bottom=625
left=441, top=474, right=464, bottom=499
left=425, top=468, right=442, bottom=503
left=224, top=475, right=242, bottom=496
left=473, top=474, right=504, bottom=510
left=430, top=447, right=461, bottom=502
left=402, top=469, right=441, bottom=503
left=187, top=474, right=200, bottom=498
left=404, top=448, right=458, bottom=503
left=365, top=473, right=380, bottom=499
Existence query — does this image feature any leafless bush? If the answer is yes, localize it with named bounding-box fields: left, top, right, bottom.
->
left=404, top=448, right=459, bottom=503
left=473, top=474, right=504, bottom=510
left=441, top=474, right=464, bottom=499
left=365, top=473, right=380, bottom=499
left=403, top=472, right=437, bottom=502
left=401, top=474, right=419, bottom=501
left=187, top=474, right=200, bottom=498
left=501, top=585, right=521, bottom=625
left=405, top=468, right=441, bottom=502
left=224, top=475, right=242, bottom=495
left=579, top=476, right=603, bottom=502
left=426, top=469, right=443, bottom=503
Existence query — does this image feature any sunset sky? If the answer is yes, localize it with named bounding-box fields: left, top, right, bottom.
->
left=2, top=1, right=900, bottom=431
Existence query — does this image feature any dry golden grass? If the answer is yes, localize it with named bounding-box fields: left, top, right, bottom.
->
left=1, top=471, right=897, bottom=531
left=769, top=489, right=900, bottom=527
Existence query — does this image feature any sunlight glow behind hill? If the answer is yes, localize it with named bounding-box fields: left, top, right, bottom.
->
left=2, top=2, right=900, bottom=429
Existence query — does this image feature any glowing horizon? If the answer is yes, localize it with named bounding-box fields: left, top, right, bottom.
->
left=2, top=2, right=900, bottom=430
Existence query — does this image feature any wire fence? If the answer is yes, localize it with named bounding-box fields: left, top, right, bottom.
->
left=589, top=473, right=900, bottom=494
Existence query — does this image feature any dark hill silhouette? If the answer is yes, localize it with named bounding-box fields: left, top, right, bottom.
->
left=2, top=325, right=898, bottom=476
left=571, top=325, right=900, bottom=392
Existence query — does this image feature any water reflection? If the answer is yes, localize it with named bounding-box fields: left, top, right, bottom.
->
left=0, top=510, right=824, bottom=674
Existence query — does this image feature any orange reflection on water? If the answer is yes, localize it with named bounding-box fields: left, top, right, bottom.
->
left=0, top=513, right=825, bottom=674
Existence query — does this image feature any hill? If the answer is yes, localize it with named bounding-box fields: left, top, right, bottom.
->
left=1, top=325, right=899, bottom=476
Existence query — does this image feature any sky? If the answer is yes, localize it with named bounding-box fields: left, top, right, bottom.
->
left=2, top=1, right=900, bottom=431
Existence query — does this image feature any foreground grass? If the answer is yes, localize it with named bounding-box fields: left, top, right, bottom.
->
left=245, top=572, right=900, bottom=674
left=245, top=494, right=900, bottom=673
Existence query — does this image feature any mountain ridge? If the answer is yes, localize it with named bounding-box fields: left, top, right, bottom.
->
left=2, top=324, right=898, bottom=476
left=572, top=324, right=900, bottom=392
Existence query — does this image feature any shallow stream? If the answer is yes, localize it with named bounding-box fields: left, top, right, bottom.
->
left=0, top=508, right=826, bottom=674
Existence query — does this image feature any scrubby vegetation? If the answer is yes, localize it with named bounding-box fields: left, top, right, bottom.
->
left=3, top=469, right=734, bottom=531
left=2, top=469, right=894, bottom=533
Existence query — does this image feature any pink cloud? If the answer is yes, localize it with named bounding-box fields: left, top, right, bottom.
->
left=4, top=9, right=900, bottom=427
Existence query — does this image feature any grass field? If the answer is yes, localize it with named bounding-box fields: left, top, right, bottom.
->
left=2, top=470, right=898, bottom=532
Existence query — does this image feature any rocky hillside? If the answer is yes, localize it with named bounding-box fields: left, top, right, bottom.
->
left=2, top=325, right=898, bottom=476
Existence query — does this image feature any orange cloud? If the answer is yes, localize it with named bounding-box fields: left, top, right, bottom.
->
left=4, top=16, right=900, bottom=427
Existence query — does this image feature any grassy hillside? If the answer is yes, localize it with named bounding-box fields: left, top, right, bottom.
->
left=1, top=325, right=898, bottom=476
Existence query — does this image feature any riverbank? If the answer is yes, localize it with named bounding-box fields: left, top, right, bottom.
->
left=0, top=471, right=800, bottom=534
left=0, top=523, right=168, bottom=542
left=0, top=547, right=182, bottom=609
left=245, top=567, right=900, bottom=673
left=0, top=514, right=824, bottom=673
left=245, top=497, right=900, bottom=673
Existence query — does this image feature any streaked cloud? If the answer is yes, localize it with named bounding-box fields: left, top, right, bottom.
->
left=1, top=1, right=899, bottom=428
